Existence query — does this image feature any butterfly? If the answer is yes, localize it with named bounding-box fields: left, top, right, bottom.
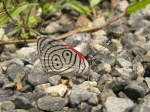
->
left=37, top=37, right=89, bottom=77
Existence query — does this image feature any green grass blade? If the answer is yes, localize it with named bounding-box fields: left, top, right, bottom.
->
left=68, top=0, right=90, bottom=15
left=126, top=0, right=150, bottom=14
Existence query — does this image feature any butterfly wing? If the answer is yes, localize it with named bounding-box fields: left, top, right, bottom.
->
left=37, top=37, right=89, bottom=76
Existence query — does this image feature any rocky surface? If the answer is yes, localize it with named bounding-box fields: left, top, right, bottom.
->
left=0, top=2, right=150, bottom=112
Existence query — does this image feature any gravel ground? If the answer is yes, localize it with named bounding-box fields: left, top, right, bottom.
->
left=0, top=2, right=150, bottom=112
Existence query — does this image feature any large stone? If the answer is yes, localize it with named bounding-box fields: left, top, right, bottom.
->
left=45, top=84, right=67, bottom=97
left=133, top=95, right=150, bottom=112
left=38, top=96, right=68, bottom=111
left=68, top=85, right=92, bottom=106
left=27, top=70, right=48, bottom=86
left=1, top=101, right=15, bottom=111
left=124, top=82, right=147, bottom=100
left=103, top=97, right=135, bottom=112
left=11, top=96, right=33, bottom=109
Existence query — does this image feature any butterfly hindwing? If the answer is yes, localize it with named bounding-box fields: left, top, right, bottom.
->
left=37, top=37, right=89, bottom=76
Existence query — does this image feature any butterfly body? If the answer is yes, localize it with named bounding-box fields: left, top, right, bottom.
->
left=37, top=37, right=89, bottom=77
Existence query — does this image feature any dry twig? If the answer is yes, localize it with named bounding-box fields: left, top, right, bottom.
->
left=0, top=11, right=126, bottom=45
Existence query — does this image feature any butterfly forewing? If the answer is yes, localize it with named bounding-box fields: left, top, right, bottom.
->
left=37, top=37, right=89, bottom=76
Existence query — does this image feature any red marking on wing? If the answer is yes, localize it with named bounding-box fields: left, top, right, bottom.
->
left=65, top=44, right=85, bottom=63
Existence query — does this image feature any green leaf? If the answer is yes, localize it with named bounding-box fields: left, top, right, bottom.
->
left=28, top=16, right=37, bottom=27
left=7, top=27, right=20, bottom=36
left=89, top=0, right=101, bottom=8
left=30, top=29, right=42, bottom=36
left=43, top=3, right=51, bottom=14
left=0, top=4, right=28, bottom=25
left=129, top=0, right=138, bottom=3
left=104, top=11, right=109, bottom=18
left=50, top=0, right=65, bottom=13
left=21, top=32, right=29, bottom=38
left=126, top=0, right=150, bottom=14
left=0, top=3, right=38, bottom=25
left=67, top=0, right=90, bottom=15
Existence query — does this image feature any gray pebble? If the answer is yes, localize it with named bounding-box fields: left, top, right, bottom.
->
left=27, top=70, right=48, bottom=86
left=1, top=101, right=15, bottom=111
left=116, top=58, right=132, bottom=68
left=103, top=97, right=135, bottom=112
left=48, top=75, right=61, bottom=85
left=38, top=96, right=68, bottom=111
left=91, top=104, right=102, bottom=112
left=88, top=93, right=99, bottom=105
left=25, top=51, right=38, bottom=64
left=6, top=64, right=26, bottom=82
left=133, top=94, right=150, bottom=112
left=124, top=82, right=147, bottom=100
left=69, top=85, right=92, bottom=106
left=11, top=96, right=33, bottom=109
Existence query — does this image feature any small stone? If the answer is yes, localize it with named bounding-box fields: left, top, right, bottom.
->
left=91, top=104, right=102, bottom=112
left=25, top=51, right=38, bottom=64
left=103, top=97, right=135, bottom=112
left=107, top=39, right=123, bottom=52
left=74, top=42, right=91, bottom=56
left=69, top=85, right=92, bottom=106
left=142, top=41, right=150, bottom=51
left=35, top=83, right=51, bottom=92
left=13, top=109, right=29, bottom=112
left=111, top=80, right=128, bottom=93
left=60, top=22, right=76, bottom=32
left=21, top=85, right=32, bottom=92
left=3, top=82, right=16, bottom=89
left=1, top=101, right=15, bottom=111
left=124, top=82, right=147, bottom=100
left=45, top=84, right=67, bottom=97
left=6, top=58, right=24, bottom=67
left=132, top=94, right=150, bottom=112
left=0, top=74, right=8, bottom=88
left=118, top=91, right=128, bottom=98
left=61, top=107, right=69, bottom=112
left=99, top=89, right=116, bottom=103
left=27, top=70, right=48, bottom=86
left=29, top=92, right=47, bottom=103
left=4, top=44, right=16, bottom=54
left=0, top=89, right=14, bottom=101
left=132, top=47, right=146, bottom=55
left=92, top=17, right=106, bottom=27
left=16, top=47, right=36, bottom=59
left=98, top=74, right=113, bottom=85
left=88, top=93, right=99, bottom=105
left=79, top=81, right=100, bottom=94
left=6, top=64, right=26, bottom=82
left=89, top=70, right=101, bottom=81
left=145, top=77, right=150, bottom=89
left=97, top=62, right=111, bottom=73
left=134, top=28, right=147, bottom=45
left=33, top=59, right=43, bottom=72
left=128, top=5, right=150, bottom=30
left=65, top=33, right=91, bottom=47
left=92, top=30, right=106, bottom=36
left=0, top=28, right=9, bottom=41
left=38, top=96, right=68, bottom=111
left=116, top=58, right=132, bottom=68
left=116, top=0, right=129, bottom=12
left=48, top=75, right=61, bottom=85
left=146, top=51, right=150, bottom=56
left=133, top=62, right=145, bottom=77
left=29, top=107, right=43, bottom=112
left=45, top=22, right=61, bottom=34
left=111, top=67, right=132, bottom=80
left=79, top=102, right=92, bottom=112
left=11, top=96, right=33, bottom=109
